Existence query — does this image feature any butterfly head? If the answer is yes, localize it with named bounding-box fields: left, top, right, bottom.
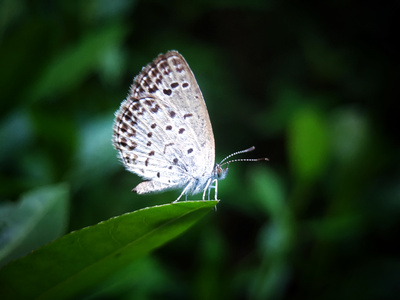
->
left=214, top=163, right=229, bottom=181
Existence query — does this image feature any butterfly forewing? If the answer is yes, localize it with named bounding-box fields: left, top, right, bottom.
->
left=113, top=51, right=215, bottom=194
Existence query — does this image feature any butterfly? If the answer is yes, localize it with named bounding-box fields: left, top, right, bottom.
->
left=113, top=51, right=267, bottom=202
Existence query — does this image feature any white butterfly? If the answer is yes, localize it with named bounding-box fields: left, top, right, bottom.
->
left=113, top=51, right=267, bottom=202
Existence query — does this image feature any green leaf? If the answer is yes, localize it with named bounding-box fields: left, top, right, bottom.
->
left=0, top=200, right=218, bottom=300
left=288, top=107, right=330, bottom=182
left=27, top=23, right=127, bottom=103
left=249, top=168, right=294, bottom=300
left=0, top=184, right=69, bottom=267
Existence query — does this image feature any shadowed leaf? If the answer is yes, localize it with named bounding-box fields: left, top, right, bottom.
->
left=0, top=200, right=218, bottom=300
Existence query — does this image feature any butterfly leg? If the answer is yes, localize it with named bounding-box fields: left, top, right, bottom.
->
left=173, top=182, right=192, bottom=203
left=202, top=178, right=213, bottom=201
left=204, top=178, right=218, bottom=201
left=212, top=179, right=219, bottom=200
left=210, top=180, right=219, bottom=211
left=207, top=179, right=217, bottom=200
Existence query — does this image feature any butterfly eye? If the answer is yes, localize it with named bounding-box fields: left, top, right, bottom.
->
left=216, top=166, right=228, bottom=180
left=216, top=167, right=223, bottom=178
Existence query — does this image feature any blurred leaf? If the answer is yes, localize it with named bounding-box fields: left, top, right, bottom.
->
left=307, top=213, right=364, bottom=242
left=249, top=168, right=293, bottom=300
left=0, top=200, right=218, bottom=300
left=0, top=184, right=69, bottom=267
left=68, top=114, right=116, bottom=189
left=331, top=108, right=369, bottom=165
left=0, top=110, right=33, bottom=166
left=288, top=107, right=330, bottom=182
left=250, top=167, right=286, bottom=219
left=26, top=23, right=128, bottom=102
left=78, top=0, right=135, bottom=23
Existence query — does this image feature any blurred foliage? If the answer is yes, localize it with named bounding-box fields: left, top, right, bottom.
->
left=0, top=184, right=69, bottom=268
left=0, top=0, right=399, bottom=299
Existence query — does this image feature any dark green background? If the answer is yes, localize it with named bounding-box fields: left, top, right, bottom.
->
left=1, top=0, right=399, bottom=299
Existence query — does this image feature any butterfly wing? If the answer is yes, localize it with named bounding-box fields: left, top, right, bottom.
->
left=113, top=51, right=215, bottom=194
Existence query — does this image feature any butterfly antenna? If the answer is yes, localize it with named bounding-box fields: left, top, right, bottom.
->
left=219, top=146, right=269, bottom=166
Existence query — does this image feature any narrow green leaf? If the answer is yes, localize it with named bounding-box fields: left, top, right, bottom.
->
left=0, top=200, right=218, bottom=300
